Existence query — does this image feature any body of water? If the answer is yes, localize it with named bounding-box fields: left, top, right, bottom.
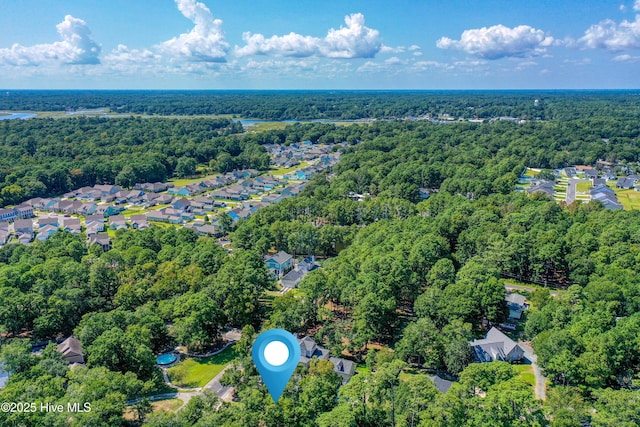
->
left=0, top=111, right=37, bottom=120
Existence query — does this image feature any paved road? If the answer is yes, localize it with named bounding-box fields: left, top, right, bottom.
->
left=519, top=341, right=546, bottom=401
left=566, top=178, right=588, bottom=204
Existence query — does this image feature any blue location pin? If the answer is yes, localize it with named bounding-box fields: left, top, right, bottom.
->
left=252, top=328, right=301, bottom=403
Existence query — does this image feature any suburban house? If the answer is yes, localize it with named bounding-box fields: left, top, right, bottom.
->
left=88, top=234, right=111, bottom=251
left=57, top=337, right=84, bottom=364
left=264, top=251, right=293, bottom=276
left=38, top=217, right=60, bottom=228
left=527, top=180, right=555, bottom=198
left=506, top=293, right=528, bottom=320
left=617, top=177, right=637, bottom=189
left=61, top=217, right=82, bottom=234
left=281, top=269, right=305, bottom=289
left=0, top=208, right=17, bottom=222
left=591, top=186, right=623, bottom=210
left=297, top=336, right=355, bottom=384
left=13, top=219, right=34, bottom=234
left=129, top=214, right=150, bottom=230
left=37, top=225, right=59, bottom=241
left=469, top=327, right=525, bottom=363
left=109, top=215, right=127, bottom=230
left=15, top=205, right=34, bottom=219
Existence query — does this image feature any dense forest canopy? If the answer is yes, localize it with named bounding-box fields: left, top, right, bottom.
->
left=2, top=89, right=640, bottom=120
left=1, top=91, right=640, bottom=426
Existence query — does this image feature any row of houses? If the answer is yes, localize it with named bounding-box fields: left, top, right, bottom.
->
left=210, top=175, right=286, bottom=201
left=0, top=205, right=34, bottom=222
left=591, top=185, right=623, bottom=210
left=265, top=141, right=333, bottom=167
left=167, top=169, right=261, bottom=197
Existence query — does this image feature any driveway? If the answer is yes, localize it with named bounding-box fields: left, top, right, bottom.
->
left=518, top=340, right=546, bottom=401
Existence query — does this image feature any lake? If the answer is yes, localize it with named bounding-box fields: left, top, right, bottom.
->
left=0, top=111, right=37, bottom=120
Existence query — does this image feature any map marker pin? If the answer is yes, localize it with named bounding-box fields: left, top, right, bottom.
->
left=252, top=328, right=301, bottom=403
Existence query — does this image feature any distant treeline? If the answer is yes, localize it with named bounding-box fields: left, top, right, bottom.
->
left=2, top=89, right=640, bottom=120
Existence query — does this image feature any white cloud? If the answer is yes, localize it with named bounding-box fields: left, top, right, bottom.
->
left=235, top=13, right=382, bottom=59
left=613, top=53, right=640, bottom=61
left=237, top=32, right=320, bottom=57
left=408, top=45, right=421, bottom=51
left=436, top=24, right=554, bottom=59
left=580, top=15, right=640, bottom=50
left=380, top=45, right=405, bottom=54
left=157, top=0, right=229, bottom=62
left=635, top=0, right=640, bottom=11
left=0, top=15, right=100, bottom=66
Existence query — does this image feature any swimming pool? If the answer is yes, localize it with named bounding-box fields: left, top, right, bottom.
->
left=156, top=353, right=177, bottom=365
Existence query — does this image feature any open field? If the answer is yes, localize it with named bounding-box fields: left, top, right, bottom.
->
left=614, top=188, right=640, bottom=210
left=150, top=399, right=183, bottom=413
left=167, top=345, right=237, bottom=388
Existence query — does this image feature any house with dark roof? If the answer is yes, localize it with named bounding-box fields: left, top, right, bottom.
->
left=617, top=177, right=637, bottom=189
left=470, top=327, right=524, bottom=363
left=429, top=375, right=454, bottom=393
left=591, top=186, right=623, bottom=210
left=57, top=337, right=84, bottom=364
left=88, top=234, right=111, bottom=251
left=526, top=181, right=555, bottom=198
left=583, top=169, right=598, bottom=179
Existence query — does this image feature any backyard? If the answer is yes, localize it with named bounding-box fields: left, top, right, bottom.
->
left=166, top=345, right=237, bottom=388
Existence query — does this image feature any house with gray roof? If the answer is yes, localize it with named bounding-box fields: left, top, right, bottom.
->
left=13, top=219, right=34, bottom=234
left=57, top=337, right=84, bottom=364
left=505, top=293, right=528, bottom=320
left=297, top=336, right=355, bottom=383
left=527, top=181, right=555, bottom=198
left=470, top=327, right=524, bottom=363
left=281, top=268, right=305, bottom=289
left=264, top=251, right=293, bottom=276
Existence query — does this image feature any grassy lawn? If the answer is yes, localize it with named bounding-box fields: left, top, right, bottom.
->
left=120, top=206, right=147, bottom=217
left=514, top=364, right=535, bottom=387
left=523, top=168, right=540, bottom=177
left=576, top=181, right=591, bottom=193
left=167, top=345, right=237, bottom=388
left=270, top=161, right=310, bottom=176
left=169, top=174, right=217, bottom=187
left=151, top=399, right=183, bottom=413
left=614, top=188, right=640, bottom=210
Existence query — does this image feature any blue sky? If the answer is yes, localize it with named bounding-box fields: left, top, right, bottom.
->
left=0, top=0, right=639, bottom=89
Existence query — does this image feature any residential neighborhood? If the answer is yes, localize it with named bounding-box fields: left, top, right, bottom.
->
left=519, top=163, right=640, bottom=210
left=0, top=143, right=342, bottom=251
